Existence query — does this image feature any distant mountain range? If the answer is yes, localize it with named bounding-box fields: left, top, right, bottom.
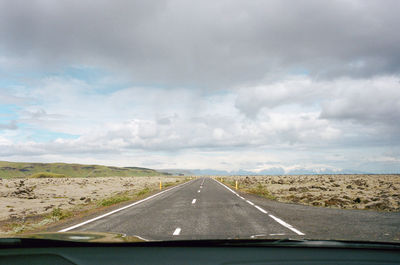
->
left=159, top=167, right=369, bottom=176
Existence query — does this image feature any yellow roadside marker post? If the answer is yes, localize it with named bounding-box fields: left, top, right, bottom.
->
left=235, top=180, right=238, bottom=190
left=160, top=181, right=162, bottom=190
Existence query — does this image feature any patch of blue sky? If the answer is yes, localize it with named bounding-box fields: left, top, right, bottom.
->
left=0, top=104, right=20, bottom=122
left=63, top=66, right=104, bottom=83
left=0, top=67, right=47, bottom=83
left=2, top=65, right=130, bottom=95
left=17, top=123, right=79, bottom=142
left=0, top=76, right=20, bottom=88
left=30, top=130, right=79, bottom=142
left=288, top=67, right=310, bottom=76
left=62, top=66, right=131, bottom=94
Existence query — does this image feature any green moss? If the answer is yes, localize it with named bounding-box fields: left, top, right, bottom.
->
left=98, top=195, right=131, bottom=207
left=246, top=183, right=276, bottom=200
left=163, top=182, right=174, bottom=187
left=219, top=178, right=276, bottom=200
left=136, top=187, right=150, bottom=196
left=50, top=208, right=73, bottom=220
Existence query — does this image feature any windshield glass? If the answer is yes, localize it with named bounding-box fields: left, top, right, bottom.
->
left=0, top=0, right=399, bottom=244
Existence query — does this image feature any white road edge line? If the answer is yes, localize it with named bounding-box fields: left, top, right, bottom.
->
left=192, top=198, right=197, bottom=204
left=268, top=214, right=305, bottom=236
left=58, top=179, right=194, bottom=232
left=173, top=227, right=181, bottom=236
left=254, top=205, right=268, bottom=214
left=212, top=178, right=305, bottom=236
left=246, top=200, right=255, bottom=206
left=132, top=234, right=150, bottom=241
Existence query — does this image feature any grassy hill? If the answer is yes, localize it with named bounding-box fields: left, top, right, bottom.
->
left=0, top=161, right=167, bottom=179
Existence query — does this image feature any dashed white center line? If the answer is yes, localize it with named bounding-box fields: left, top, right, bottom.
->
left=198, top=190, right=201, bottom=193
left=192, top=199, right=197, bottom=204
left=173, top=227, right=181, bottom=236
left=200, top=186, right=203, bottom=189
left=201, top=178, right=205, bottom=185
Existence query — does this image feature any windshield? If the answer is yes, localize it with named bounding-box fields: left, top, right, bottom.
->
left=0, top=0, right=399, bottom=244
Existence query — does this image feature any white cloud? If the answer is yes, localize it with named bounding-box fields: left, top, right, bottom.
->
left=0, top=135, right=12, bottom=145
left=235, top=76, right=400, bottom=135
left=320, top=76, right=400, bottom=125
left=0, top=73, right=399, bottom=172
left=0, top=1, right=399, bottom=173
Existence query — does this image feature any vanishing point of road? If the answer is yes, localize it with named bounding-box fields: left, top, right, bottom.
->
left=58, top=178, right=400, bottom=242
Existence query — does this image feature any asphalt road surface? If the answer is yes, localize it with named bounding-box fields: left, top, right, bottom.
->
left=59, top=178, right=400, bottom=242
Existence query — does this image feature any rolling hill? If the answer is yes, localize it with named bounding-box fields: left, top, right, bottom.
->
left=0, top=161, right=168, bottom=178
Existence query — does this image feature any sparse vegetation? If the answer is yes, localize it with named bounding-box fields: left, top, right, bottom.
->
left=8, top=222, right=26, bottom=234
left=137, top=187, right=151, bottom=196
left=164, top=182, right=174, bottom=187
left=50, top=208, right=73, bottom=220
left=98, top=194, right=131, bottom=207
left=245, top=183, right=276, bottom=200
left=221, top=178, right=276, bottom=200
left=28, top=172, right=67, bottom=178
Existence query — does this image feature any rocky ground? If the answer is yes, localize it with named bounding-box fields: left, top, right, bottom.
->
left=220, top=174, right=400, bottom=212
left=0, top=176, right=184, bottom=227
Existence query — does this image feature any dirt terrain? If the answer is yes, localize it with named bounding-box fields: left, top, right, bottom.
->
left=0, top=176, right=184, bottom=233
left=220, top=174, right=400, bottom=212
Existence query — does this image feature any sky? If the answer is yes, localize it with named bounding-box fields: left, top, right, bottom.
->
left=0, top=0, right=400, bottom=174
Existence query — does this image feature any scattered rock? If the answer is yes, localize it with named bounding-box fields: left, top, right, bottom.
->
left=353, top=179, right=367, bottom=186
left=297, top=186, right=309, bottom=192
left=9, top=182, right=37, bottom=199
left=311, top=185, right=327, bottom=191
left=365, top=201, right=390, bottom=211
left=324, top=197, right=347, bottom=207
left=44, top=205, right=55, bottom=211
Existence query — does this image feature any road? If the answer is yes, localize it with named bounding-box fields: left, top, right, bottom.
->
left=59, top=177, right=400, bottom=242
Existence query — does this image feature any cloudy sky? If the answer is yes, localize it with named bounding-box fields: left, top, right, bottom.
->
left=1, top=0, right=399, bottom=173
